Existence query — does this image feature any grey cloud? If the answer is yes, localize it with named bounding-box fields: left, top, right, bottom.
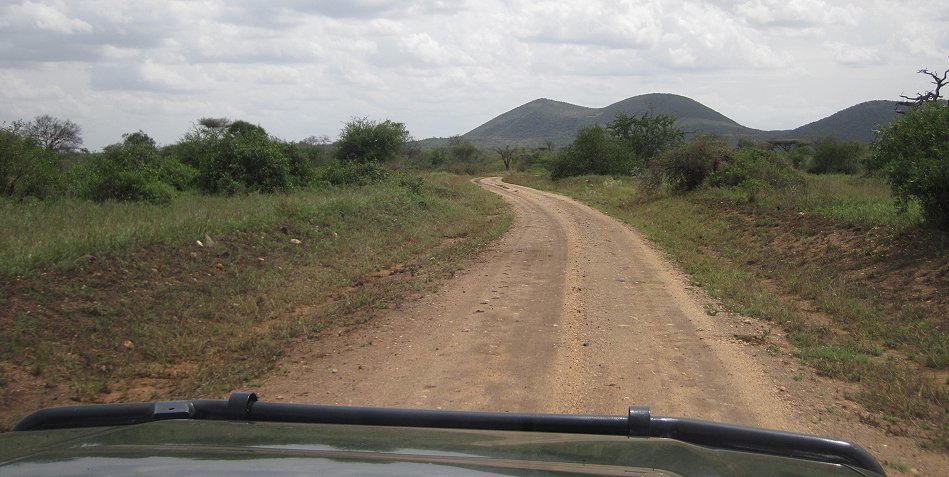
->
left=89, top=65, right=195, bottom=94
left=226, top=0, right=465, bottom=21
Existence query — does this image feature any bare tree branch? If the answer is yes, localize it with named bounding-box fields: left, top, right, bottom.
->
left=897, top=60, right=949, bottom=112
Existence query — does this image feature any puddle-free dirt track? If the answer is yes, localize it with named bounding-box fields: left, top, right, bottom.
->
left=260, top=177, right=948, bottom=475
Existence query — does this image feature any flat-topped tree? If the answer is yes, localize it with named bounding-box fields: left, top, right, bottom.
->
left=766, top=139, right=809, bottom=152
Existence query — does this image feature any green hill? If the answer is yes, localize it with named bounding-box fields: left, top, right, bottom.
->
left=461, top=98, right=599, bottom=148
left=781, top=100, right=900, bottom=143
left=454, top=94, right=898, bottom=149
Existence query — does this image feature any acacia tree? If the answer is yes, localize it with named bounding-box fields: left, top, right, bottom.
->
left=197, top=117, right=230, bottom=136
left=495, top=145, right=519, bottom=171
left=766, top=139, right=808, bottom=153
left=23, top=115, right=83, bottom=153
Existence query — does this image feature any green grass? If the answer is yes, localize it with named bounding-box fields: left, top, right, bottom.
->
left=0, top=189, right=362, bottom=276
left=801, top=174, right=924, bottom=229
left=0, top=173, right=513, bottom=429
left=504, top=170, right=948, bottom=449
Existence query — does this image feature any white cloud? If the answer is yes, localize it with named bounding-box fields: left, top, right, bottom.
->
left=735, top=0, right=857, bottom=28
left=664, top=2, right=793, bottom=70
left=1, top=0, right=947, bottom=147
left=2, top=0, right=93, bottom=34
left=826, top=42, right=883, bottom=66
left=0, top=70, right=65, bottom=100
left=518, top=2, right=664, bottom=49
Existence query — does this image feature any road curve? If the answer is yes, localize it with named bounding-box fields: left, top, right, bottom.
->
left=258, top=177, right=803, bottom=432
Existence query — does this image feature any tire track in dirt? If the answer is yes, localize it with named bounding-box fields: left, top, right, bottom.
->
left=258, top=177, right=801, bottom=432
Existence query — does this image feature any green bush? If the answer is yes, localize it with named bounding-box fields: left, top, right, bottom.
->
left=870, top=102, right=949, bottom=229
left=317, top=160, right=389, bottom=186
left=83, top=131, right=193, bottom=203
left=808, top=138, right=862, bottom=174
left=168, top=126, right=220, bottom=169
left=86, top=169, right=174, bottom=204
left=711, top=145, right=804, bottom=190
left=197, top=121, right=296, bottom=194
left=335, top=117, right=409, bottom=164
left=427, top=148, right=450, bottom=167
left=515, top=149, right=550, bottom=172
left=787, top=144, right=813, bottom=169
left=607, top=112, right=684, bottom=165
left=284, top=142, right=315, bottom=188
left=448, top=136, right=479, bottom=162
left=0, top=126, right=61, bottom=199
left=647, top=136, right=731, bottom=192
left=550, top=125, right=637, bottom=179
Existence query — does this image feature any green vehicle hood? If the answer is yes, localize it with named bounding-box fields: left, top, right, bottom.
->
left=0, top=420, right=881, bottom=476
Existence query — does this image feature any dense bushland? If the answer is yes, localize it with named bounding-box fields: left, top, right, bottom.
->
left=550, top=125, right=637, bottom=179
left=808, top=138, right=863, bottom=175
left=0, top=115, right=417, bottom=204
left=550, top=112, right=682, bottom=179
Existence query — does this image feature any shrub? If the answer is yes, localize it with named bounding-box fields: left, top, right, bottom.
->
left=335, top=117, right=409, bottom=164
left=607, top=112, right=684, bottom=165
left=0, top=126, right=61, bottom=199
left=787, top=144, right=813, bottom=169
left=84, top=131, right=193, bottom=203
left=870, top=102, right=949, bottom=229
left=196, top=121, right=295, bottom=194
left=427, top=148, right=450, bottom=167
left=515, top=149, right=550, bottom=172
left=165, top=133, right=212, bottom=169
left=447, top=136, right=479, bottom=162
left=550, top=125, right=637, bottom=179
left=317, top=160, right=389, bottom=186
left=647, top=136, right=731, bottom=192
left=808, top=138, right=862, bottom=174
left=284, top=142, right=315, bottom=188
left=711, top=145, right=805, bottom=190
left=86, top=169, right=174, bottom=204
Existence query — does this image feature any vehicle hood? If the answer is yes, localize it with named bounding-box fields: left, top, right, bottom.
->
left=0, top=420, right=880, bottom=476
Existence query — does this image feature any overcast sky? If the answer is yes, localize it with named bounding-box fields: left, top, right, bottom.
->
left=2, top=0, right=947, bottom=150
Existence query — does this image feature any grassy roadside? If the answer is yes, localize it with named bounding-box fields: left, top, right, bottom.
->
left=0, top=173, right=512, bottom=430
left=504, top=171, right=948, bottom=449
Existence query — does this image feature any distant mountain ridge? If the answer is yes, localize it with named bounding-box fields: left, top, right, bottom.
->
left=445, top=93, right=899, bottom=149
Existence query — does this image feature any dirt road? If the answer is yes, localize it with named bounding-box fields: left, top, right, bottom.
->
left=259, top=177, right=802, bottom=431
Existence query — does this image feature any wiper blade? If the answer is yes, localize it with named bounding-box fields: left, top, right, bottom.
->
left=12, top=392, right=885, bottom=475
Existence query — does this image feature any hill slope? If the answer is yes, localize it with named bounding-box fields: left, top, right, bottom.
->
left=461, top=98, right=598, bottom=148
left=782, top=100, right=899, bottom=143
left=457, top=94, right=898, bottom=148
